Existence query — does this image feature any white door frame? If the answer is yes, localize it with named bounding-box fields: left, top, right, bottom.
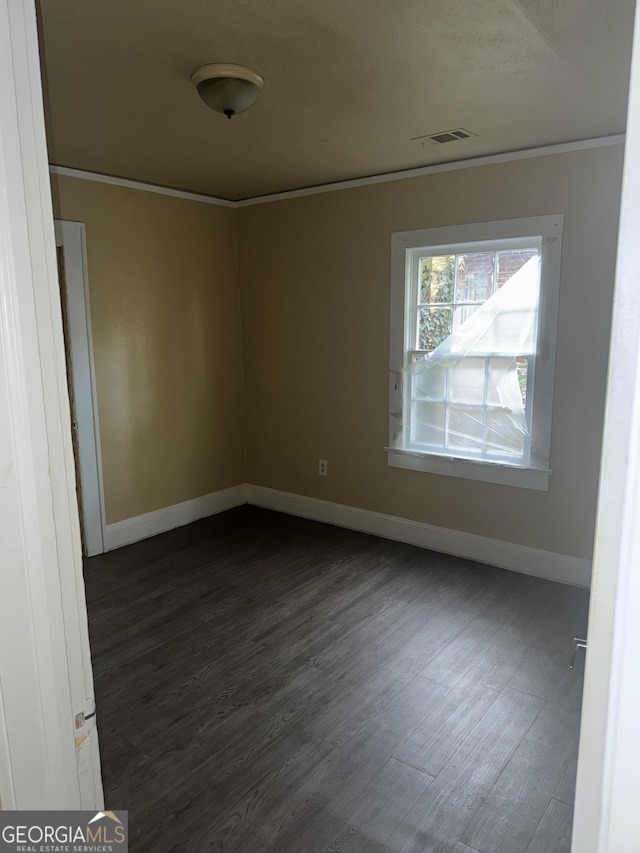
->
left=55, top=220, right=106, bottom=556
left=571, top=4, right=640, bottom=849
left=0, top=0, right=102, bottom=810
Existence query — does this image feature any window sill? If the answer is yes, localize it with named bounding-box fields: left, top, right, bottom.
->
left=386, top=447, right=551, bottom=491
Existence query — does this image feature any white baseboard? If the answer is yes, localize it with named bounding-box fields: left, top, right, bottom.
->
left=103, top=482, right=591, bottom=587
left=245, top=485, right=592, bottom=587
left=103, top=484, right=247, bottom=550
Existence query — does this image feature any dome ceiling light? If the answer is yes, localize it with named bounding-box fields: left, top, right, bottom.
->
left=191, top=63, right=264, bottom=120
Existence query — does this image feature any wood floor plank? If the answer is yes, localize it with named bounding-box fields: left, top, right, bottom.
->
left=417, top=573, right=557, bottom=690
left=392, top=674, right=499, bottom=777
left=547, top=666, right=584, bottom=808
left=314, top=570, right=504, bottom=687
left=263, top=729, right=427, bottom=853
left=386, top=688, right=545, bottom=853
left=313, top=759, right=434, bottom=853
left=506, top=590, right=589, bottom=701
left=196, top=732, right=336, bottom=852
left=299, top=667, right=450, bottom=747
left=460, top=700, right=580, bottom=852
left=130, top=724, right=321, bottom=852
left=553, top=746, right=579, bottom=807
left=96, top=635, right=265, bottom=727
left=137, top=659, right=337, bottom=761
left=84, top=505, right=589, bottom=853
left=524, top=799, right=573, bottom=853
left=330, top=758, right=433, bottom=853
left=99, top=739, right=154, bottom=807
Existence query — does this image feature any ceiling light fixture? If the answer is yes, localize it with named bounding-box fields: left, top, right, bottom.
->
left=191, top=63, right=264, bottom=120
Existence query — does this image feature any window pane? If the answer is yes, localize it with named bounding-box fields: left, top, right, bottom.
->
left=411, top=364, right=446, bottom=401
left=412, top=401, right=445, bottom=448
left=453, top=305, right=480, bottom=330
left=486, top=357, right=514, bottom=406
left=456, top=252, right=495, bottom=303
left=445, top=406, right=484, bottom=452
left=484, top=409, right=525, bottom=457
left=419, top=307, right=452, bottom=351
left=516, top=357, right=528, bottom=406
left=420, top=256, right=455, bottom=304
left=448, top=359, right=486, bottom=405
left=496, top=249, right=538, bottom=289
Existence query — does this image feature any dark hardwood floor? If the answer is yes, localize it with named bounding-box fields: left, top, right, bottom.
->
left=84, top=505, right=589, bottom=853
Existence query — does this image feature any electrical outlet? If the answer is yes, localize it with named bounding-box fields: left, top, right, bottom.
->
left=319, top=459, right=328, bottom=476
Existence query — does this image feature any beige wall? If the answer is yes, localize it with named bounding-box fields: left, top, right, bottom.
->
left=51, top=176, right=245, bottom=524
left=50, top=145, right=624, bottom=558
left=238, top=146, right=624, bottom=559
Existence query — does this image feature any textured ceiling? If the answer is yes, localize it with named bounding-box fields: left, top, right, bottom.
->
left=38, top=0, right=634, bottom=201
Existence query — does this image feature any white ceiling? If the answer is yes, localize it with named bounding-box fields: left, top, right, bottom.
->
left=38, top=0, right=634, bottom=201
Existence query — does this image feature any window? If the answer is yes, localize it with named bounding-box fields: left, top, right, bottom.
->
left=388, top=215, right=563, bottom=490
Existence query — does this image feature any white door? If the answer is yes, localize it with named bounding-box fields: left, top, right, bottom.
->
left=0, top=0, right=103, bottom=810
left=571, top=5, right=640, bottom=850
left=55, top=220, right=106, bottom=557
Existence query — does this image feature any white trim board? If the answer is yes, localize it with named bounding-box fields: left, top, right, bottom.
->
left=245, top=485, right=592, bottom=587
left=49, top=165, right=236, bottom=208
left=236, top=134, right=625, bottom=206
left=103, top=484, right=247, bottom=550
left=102, top=482, right=590, bottom=586
left=50, top=134, right=625, bottom=210
left=104, top=483, right=591, bottom=586
left=55, top=220, right=106, bottom=557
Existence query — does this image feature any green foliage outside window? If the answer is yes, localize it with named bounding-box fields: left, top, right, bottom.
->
left=419, top=255, right=457, bottom=351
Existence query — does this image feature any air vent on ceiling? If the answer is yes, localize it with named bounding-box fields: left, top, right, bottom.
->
left=411, top=128, right=478, bottom=147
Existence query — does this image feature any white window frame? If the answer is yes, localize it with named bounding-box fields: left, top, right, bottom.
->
left=388, top=214, right=564, bottom=491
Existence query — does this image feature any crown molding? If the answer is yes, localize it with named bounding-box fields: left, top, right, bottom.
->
left=49, top=134, right=625, bottom=210
left=236, top=134, right=626, bottom=206
left=48, top=165, right=236, bottom=208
